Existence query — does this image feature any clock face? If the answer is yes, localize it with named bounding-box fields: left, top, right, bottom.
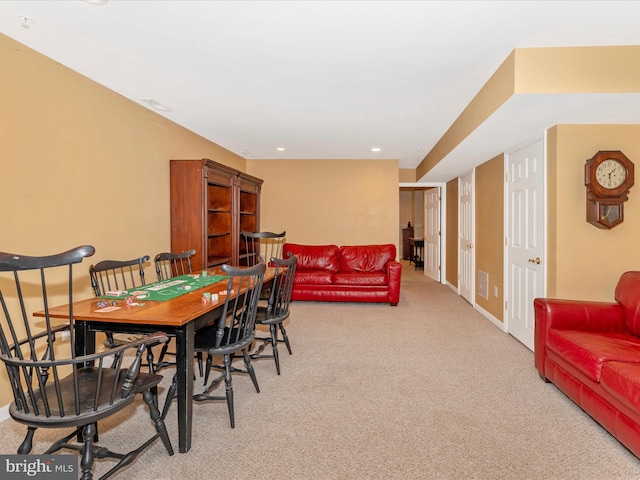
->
left=595, top=159, right=627, bottom=189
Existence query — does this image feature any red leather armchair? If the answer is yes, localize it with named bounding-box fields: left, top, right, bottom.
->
left=534, top=271, right=640, bottom=458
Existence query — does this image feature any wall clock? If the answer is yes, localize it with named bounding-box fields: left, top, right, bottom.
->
left=585, top=150, right=634, bottom=229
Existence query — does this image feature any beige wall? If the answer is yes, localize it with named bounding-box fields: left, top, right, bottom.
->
left=399, top=190, right=414, bottom=258
left=515, top=46, right=640, bottom=93
left=399, top=190, right=424, bottom=234
left=399, top=168, right=416, bottom=183
left=474, top=155, right=504, bottom=320
left=547, top=124, right=640, bottom=301
left=247, top=159, right=399, bottom=249
left=399, top=190, right=414, bottom=229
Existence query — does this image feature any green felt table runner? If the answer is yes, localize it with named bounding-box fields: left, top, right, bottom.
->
left=100, top=274, right=228, bottom=302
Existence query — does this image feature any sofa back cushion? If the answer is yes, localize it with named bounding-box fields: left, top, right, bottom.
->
left=615, top=271, right=640, bottom=335
left=282, top=243, right=339, bottom=273
left=338, top=244, right=396, bottom=273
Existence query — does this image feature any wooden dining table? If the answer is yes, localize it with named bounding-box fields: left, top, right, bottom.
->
left=39, top=266, right=275, bottom=454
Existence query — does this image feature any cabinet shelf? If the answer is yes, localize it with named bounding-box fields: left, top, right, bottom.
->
left=207, top=255, right=232, bottom=267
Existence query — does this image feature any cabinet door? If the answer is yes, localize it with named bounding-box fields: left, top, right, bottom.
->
left=235, top=173, right=262, bottom=265
left=170, top=160, right=208, bottom=270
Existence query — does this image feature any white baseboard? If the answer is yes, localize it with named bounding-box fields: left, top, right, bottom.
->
left=446, top=281, right=458, bottom=294
left=475, top=303, right=507, bottom=332
left=0, top=404, right=10, bottom=423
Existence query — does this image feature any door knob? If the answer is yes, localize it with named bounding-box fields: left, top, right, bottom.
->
left=528, top=257, right=541, bottom=264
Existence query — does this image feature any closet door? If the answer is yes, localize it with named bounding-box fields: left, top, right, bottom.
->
left=458, top=171, right=474, bottom=304
left=424, top=188, right=440, bottom=281
left=506, top=139, right=545, bottom=351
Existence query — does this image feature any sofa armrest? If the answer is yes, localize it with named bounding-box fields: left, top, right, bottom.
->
left=533, top=298, right=624, bottom=377
left=386, top=260, right=402, bottom=305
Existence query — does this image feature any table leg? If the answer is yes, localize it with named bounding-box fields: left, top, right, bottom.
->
left=74, top=321, right=95, bottom=360
left=75, top=321, right=97, bottom=442
left=175, top=323, right=194, bottom=453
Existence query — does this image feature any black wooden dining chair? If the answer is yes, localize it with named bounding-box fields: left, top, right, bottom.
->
left=250, top=255, right=297, bottom=375
left=242, top=231, right=285, bottom=304
left=152, top=249, right=196, bottom=370
left=89, top=255, right=150, bottom=350
left=0, top=246, right=174, bottom=479
left=241, top=231, right=286, bottom=266
left=154, top=249, right=196, bottom=281
left=191, top=262, right=265, bottom=428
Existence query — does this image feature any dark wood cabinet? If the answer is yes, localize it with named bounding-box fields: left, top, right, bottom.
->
left=170, top=159, right=262, bottom=270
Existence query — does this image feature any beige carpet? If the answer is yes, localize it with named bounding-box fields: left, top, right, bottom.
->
left=1, top=263, right=639, bottom=479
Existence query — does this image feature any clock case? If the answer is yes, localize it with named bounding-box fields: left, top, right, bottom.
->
left=585, top=150, right=634, bottom=229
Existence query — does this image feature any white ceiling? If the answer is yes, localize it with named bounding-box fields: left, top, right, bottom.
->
left=2, top=1, right=640, bottom=182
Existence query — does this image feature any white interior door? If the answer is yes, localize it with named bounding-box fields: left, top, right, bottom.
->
left=424, top=188, right=440, bottom=281
left=506, top=139, right=545, bottom=351
left=459, top=171, right=474, bottom=304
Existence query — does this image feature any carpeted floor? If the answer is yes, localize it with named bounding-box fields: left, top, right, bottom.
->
left=1, top=262, right=639, bottom=479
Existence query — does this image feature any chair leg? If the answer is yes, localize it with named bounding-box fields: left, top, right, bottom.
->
left=269, top=324, right=281, bottom=375
left=222, top=355, right=235, bottom=428
left=142, top=389, right=174, bottom=456
left=18, top=426, right=37, bottom=454
left=204, top=354, right=213, bottom=385
left=161, top=374, right=178, bottom=421
left=279, top=323, right=292, bottom=355
left=104, top=333, right=117, bottom=348
left=80, top=423, right=97, bottom=480
left=145, top=347, right=159, bottom=408
left=243, top=349, right=260, bottom=392
left=196, top=352, right=204, bottom=378
left=156, top=342, right=170, bottom=368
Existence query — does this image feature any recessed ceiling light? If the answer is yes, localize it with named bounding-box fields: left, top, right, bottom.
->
left=80, top=0, right=109, bottom=5
left=371, top=147, right=382, bottom=152
left=140, top=98, right=171, bottom=112
left=275, top=147, right=286, bottom=152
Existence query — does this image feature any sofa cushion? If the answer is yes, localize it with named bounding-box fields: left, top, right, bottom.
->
left=333, top=272, right=387, bottom=286
left=338, top=245, right=396, bottom=273
left=294, top=270, right=333, bottom=285
left=547, top=329, right=640, bottom=382
left=615, top=271, right=640, bottom=336
left=283, top=244, right=339, bottom=273
left=601, top=361, right=640, bottom=414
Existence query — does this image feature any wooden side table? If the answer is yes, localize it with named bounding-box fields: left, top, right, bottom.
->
left=409, top=238, right=424, bottom=270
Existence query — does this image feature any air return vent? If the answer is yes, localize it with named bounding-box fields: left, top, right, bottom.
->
left=478, top=270, right=489, bottom=300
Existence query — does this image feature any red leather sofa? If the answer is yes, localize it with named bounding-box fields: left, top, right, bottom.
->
left=534, top=271, right=640, bottom=458
left=282, top=243, right=401, bottom=306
